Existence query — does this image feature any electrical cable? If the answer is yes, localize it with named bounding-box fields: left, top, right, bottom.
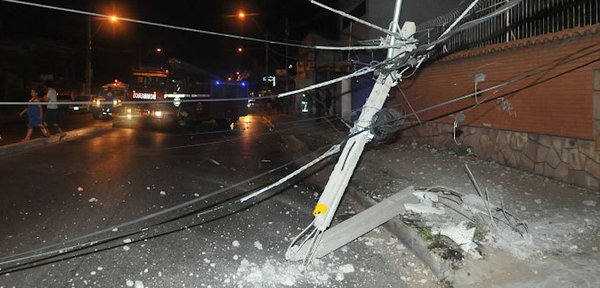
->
left=0, top=58, right=392, bottom=108
left=420, top=0, right=524, bottom=51
left=1, top=0, right=400, bottom=52
left=0, top=0, right=556, bottom=271
left=0, top=102, right=373, bottom=271
left=403, top=45, right=600, bottom=119
left=0, top=138, right=342, bottom=269
left=309, top=0, right=405, bottom=40
left=0, top=112, right=353, bottom=267
left=0, top=79, right=429, bottom=272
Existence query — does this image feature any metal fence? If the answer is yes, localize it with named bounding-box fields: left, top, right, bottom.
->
left=419, top=0, right=599, bottom=54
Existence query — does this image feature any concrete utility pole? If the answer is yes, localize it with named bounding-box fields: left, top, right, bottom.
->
left=287, top=0, right=417, bottom=262
left=313, top=0, right=411, bottom=232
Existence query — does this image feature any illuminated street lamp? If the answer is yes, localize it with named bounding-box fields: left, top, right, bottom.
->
left=156, top=48, right=162, bottom=53
left=237, top=47, right=243, bottom=53
left=236, top=9, right=270, bottom=77
left=86, top=15, right=119, bottom=94
left=237, top=10, right=246, bottom=21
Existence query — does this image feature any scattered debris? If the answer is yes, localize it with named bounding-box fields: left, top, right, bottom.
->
left=582, top=200, right=597, bottom=207
left=434, top=221, right=479, bottom=258
left=234, top=258, right=357, bottom=287
left=88, top=197, right=98, bottom=203
left=404, top=191, right=446, bottom=215
left=77, top=186, right=84, bottom=192
left=401, top=164, right=530, bottom=264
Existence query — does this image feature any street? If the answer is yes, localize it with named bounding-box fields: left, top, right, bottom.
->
left=0, top=114, right=434, bottom=287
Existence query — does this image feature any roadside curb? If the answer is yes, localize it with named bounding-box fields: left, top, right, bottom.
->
left=0, top=125, right=112, bottom=157
left=346, top=185, right=452, bottom=281
left=283, top=134, right=451, bottom=282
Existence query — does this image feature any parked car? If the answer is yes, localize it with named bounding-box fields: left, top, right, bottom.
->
left=68, top=95, right=92, bottom=113
left=57, top=94, right=72, bottom=112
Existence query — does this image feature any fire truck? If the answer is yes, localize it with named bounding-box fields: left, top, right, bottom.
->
left=123, top=58, right=248, bottom=127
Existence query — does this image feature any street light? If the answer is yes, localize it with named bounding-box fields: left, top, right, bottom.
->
left=235, top=9, right=270, bottom=78
left=237, top=10, right=246, bottom=21
left=156, top=48, right=162, bottom=53
left=86, top=15, right=119, bottom=94
left=237, top=47, right=243, bottom=53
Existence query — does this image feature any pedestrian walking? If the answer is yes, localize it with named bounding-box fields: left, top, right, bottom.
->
left=43, top=81, right=66, bottom=140
left=19, top=86, right=50, bottom=142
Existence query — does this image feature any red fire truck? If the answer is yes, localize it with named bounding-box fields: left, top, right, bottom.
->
left=123, top=59, right=248, bottom=127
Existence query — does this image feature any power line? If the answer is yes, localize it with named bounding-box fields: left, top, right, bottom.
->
left=0, top=136, right=343, bottom=269
left=1, top=0, right=401, bottom=52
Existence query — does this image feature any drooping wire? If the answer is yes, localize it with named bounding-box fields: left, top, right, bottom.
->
left=0, top=101, right=395, bottom=271
left=1, top=0, right=400, bottom=52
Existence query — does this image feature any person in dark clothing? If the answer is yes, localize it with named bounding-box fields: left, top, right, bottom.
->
left=19, top=86, right=49, bottom=142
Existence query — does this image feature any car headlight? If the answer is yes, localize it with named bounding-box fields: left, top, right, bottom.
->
left=127, top=108, right=132, bottom=114
left=154, top=111, right=163, bottom=118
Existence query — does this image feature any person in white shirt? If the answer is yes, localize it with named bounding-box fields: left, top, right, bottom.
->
left=43, top=81, right=66, bottom=140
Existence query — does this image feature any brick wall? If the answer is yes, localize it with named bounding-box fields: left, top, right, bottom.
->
left=393, top=25, right=600, bottom=140
left=392, top=25, right=600, bottom=190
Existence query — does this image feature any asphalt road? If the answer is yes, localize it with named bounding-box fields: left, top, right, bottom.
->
left=0, top=114, right=422, bottom=287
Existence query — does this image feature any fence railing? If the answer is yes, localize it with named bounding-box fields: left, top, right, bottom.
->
left=418, top=0, right=599, bottom=54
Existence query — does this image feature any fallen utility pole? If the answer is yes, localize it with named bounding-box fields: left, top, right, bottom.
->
left=286, top=0, right=417, bottom=263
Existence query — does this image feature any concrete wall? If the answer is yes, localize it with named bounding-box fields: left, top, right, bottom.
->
left=394, top=25, right=600, bottom=190
left=402, top=123, right=600, bottom=190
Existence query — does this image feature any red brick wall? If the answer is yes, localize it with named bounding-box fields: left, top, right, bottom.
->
left=391, top=25, right=600, bottom=140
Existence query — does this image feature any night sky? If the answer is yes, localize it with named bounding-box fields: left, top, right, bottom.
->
left=0, top=0, right=461, bottom=88
left=0, top=0, right=339, bottom=85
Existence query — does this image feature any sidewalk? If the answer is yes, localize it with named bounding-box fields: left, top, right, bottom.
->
left=0, top=123, right=112, bottom=157
left=285, top=117, right=600, bottom=287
